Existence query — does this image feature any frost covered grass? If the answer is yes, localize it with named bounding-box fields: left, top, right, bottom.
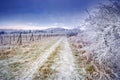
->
left=69, top=35, right=101, bottom=80
left=32, top=37, right=84, bottom=80
left=69, top=30, right=119, bottom=80
left=0, top=37, right=85, bottom=80
left=0, top=37, right=61, bottom=80
left=0, top=37, right=84, bottom=80
left=32, top=44, right=61, bottom=80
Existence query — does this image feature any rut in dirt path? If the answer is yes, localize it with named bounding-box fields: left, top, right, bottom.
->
left=20, top=38, right=63, bottom=80
left=51, top=37, right=84, bottom=80
left=53, top=37, right=76, bottom=79
left=32, top=37, right=84, bottom=80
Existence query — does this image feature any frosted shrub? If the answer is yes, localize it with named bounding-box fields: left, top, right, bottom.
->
left=81, top=0, right=120, bottom=79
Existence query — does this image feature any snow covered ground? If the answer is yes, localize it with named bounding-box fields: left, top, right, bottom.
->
left=32, top=37, right=84, bottom=80
left=0, top=37, right=85, bottom=80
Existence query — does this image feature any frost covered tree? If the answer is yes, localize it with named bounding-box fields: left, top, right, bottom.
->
left=84, top=0, right=120, bottom=79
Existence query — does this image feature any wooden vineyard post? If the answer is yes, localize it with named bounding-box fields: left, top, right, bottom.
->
left=17, top=33, right=22, bottom=45
left=13, top=34, right=16, bottom=41
left=37, top=34, right=41, bottom=40
left=0, top=34, right=3, bottom=45
left=9, top=34, right=12, bottom=45
left=30, top=33, right=34, bottom=41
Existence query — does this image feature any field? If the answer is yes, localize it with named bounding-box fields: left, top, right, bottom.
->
left=0, top=0, right=120, bottom=80
left=0, top=34, right=85, bottom=80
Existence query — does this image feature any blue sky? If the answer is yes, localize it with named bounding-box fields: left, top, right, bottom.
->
left=0, top=0, right=106, bottom=30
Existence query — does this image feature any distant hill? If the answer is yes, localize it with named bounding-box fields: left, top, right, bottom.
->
left=0, top=27, right=81, bottom=36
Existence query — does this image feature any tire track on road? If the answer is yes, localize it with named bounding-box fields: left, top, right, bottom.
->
left=32, top=37, right=83, bottom=80
left=21, top=37, right=63, bottom=80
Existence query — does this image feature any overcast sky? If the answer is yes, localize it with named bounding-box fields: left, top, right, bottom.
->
left=0, top=0, right=106, bottom=30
